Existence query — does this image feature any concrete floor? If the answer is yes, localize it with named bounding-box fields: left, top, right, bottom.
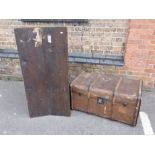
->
left=0, top=80, right=154, bottom=135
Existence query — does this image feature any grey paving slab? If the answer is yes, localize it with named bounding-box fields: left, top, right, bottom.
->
left=0, top=80, right=154, bottom=135
left=141, top=89, right=155, bottom=133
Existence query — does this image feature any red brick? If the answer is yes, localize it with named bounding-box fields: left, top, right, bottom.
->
left=126, top=44, right=139, bottom=50
left=130, top=23, right=155, bottom=29
left=142, top=40, right=152, bottom=45
left=147, top=60, right=155, bottom=64
left=150, top=41, right=155, bottom=44
left=127, top=40, right=142, bottom=44
left=130, top=29, right=154, bottom=35
left=144, top=68, right=155, bottom=73
left=141, top=35, right=155, bottom=40
left=152, top=73, right=155, bottom=78
left=138, top=45, right=155, bottom=50
left=128, top=33, right=141, bottom=39
left=131, top=20, right=155, bottom=24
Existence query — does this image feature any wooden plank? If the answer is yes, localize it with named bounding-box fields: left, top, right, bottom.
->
left=14, top=27, right=70, bottom=117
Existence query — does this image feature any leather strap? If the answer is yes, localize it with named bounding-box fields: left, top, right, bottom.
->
left=111, top=76, right=122, bottom=118
left=87, top=73, right=101, bottom=100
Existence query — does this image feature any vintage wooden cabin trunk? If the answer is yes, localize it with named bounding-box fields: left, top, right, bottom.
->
left=71, top=72, right=142, bottom=126
left=15, top=27, right=70, bottom=117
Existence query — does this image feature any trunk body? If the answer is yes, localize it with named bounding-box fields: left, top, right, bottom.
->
left=71, top=72, right=142, bottom=126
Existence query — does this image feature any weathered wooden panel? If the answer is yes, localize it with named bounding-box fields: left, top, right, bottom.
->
left=15, top=27, right=70, bottom=117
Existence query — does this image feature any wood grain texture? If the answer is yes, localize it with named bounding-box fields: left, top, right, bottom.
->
left=15, top=27, right=70, bottom=117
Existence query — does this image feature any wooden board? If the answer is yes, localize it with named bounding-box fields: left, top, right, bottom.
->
left=15, top=27, right=70, bottom=117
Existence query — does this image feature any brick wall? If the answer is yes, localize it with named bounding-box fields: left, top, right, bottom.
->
left=0, top=19, right=129, bottom=80
left=1, top=19, right=155, bottom=89
left=123, top=20, right=155, bottom=88
left=0, top=19, right=128, bottom=55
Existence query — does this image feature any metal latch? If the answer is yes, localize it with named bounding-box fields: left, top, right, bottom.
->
left=97, top=97, right=108, bottom=105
